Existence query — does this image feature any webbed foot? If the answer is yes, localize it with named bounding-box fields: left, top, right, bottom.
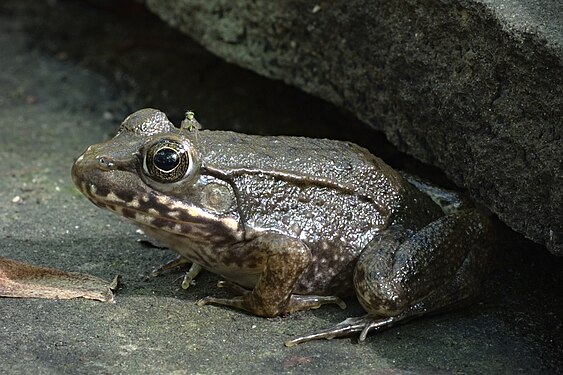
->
left=285, top=314, right=404, bottom=347
left=197, top=287, right=346, bottom=317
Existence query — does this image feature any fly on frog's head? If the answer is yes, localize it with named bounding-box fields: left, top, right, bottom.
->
left=180, top=110, right=202, bottom=146
left=181, top=110, right=201, bottom=131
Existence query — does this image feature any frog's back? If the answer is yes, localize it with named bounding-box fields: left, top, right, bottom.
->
left=198, top=130, right=404, bottom=202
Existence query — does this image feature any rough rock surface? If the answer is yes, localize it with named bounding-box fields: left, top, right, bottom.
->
left=143, top=0, right=563, bottom=254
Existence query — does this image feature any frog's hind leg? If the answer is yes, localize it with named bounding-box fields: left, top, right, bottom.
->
left=286, top=209, right=492, bottom=346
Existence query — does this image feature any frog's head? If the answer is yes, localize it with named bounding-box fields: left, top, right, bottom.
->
left=72, top=108, right=244, bottom=243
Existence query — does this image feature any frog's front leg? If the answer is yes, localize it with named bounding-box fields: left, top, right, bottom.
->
left=151, top=255, right=203, bottom=290
left=197, top=233, right=344, bottom=317
left=286, top=209, right=492, bottom=346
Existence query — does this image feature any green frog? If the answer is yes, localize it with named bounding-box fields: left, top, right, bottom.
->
left=72, top=108, right=492, bottom=346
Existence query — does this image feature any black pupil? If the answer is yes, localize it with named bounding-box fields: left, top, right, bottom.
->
left=154, top=148, right=180, bottom=172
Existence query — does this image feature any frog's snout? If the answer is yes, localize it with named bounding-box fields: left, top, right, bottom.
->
left=71, top=149, right=95, bottom=190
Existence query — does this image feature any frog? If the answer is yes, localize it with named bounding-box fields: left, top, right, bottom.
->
left=71, top=108, right=492, bottom=346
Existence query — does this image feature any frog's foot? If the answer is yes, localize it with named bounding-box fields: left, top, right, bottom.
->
left=197, top=291, right=346, bottom=317
left=212, top=280, right=347, bottom=312
left=151, top=255, right=190, bottom=276
left=285, top=314, right=404, bottom=347
left=151, top=256, right=203, bottom=290
left=287, top=294, right=347, bottom=313
left=287, top=294, right=346, bottom=313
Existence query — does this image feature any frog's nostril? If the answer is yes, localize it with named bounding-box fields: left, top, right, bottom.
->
left=97, top=156, right=115, bottom=169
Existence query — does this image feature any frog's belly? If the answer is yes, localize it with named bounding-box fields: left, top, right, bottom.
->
left=139, top=224, right=263, bottom=289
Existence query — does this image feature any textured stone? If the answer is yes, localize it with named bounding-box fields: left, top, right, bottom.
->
left=143, top=0, right=562, bottom=254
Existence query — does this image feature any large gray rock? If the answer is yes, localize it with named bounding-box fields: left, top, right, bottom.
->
left=143, top=0, right=562, bottom=254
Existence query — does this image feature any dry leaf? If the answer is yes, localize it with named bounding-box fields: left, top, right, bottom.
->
left=0, top=257, right=119, bottom=302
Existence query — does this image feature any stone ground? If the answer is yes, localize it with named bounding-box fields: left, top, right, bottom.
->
left=0, top=1, right=562, bottom=374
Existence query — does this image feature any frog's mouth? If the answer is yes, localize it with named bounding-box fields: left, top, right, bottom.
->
left=72, top=160, right=244, bottom=244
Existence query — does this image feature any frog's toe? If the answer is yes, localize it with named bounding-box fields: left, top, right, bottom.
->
left=151, top=255, right=191, bottom=277
left=216, top=280, right=251, bottom=295
left=180, top=263, right=203, bottom=289
left=286, top=294, right=347, bottom=313
left=151, top=257, right=203, bottom=290
left=284, top=315, right=401, bottom=347
left=196, top=295, right=246, bottom=310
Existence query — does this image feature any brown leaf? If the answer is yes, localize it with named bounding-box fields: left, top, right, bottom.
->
left=0, top=257, right=119, bottom=302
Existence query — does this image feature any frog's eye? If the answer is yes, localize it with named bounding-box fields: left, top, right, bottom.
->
left=143, top=140, right=193, bottom=183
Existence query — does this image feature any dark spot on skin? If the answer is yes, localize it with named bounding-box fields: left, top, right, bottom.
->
left=122, top=208, right=136, bottom=219
left=115, top=189, right=137, bottom=204
left=137, top=194, right=164, bottom=216
left=175, top=208, right=208, bottom=223
left=94, top=184, right=111, bottom=198
left=151, top=217, right=178, bottom=231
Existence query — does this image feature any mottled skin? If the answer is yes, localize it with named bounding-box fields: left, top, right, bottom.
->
left=72, top=108, right=492, bottom=345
